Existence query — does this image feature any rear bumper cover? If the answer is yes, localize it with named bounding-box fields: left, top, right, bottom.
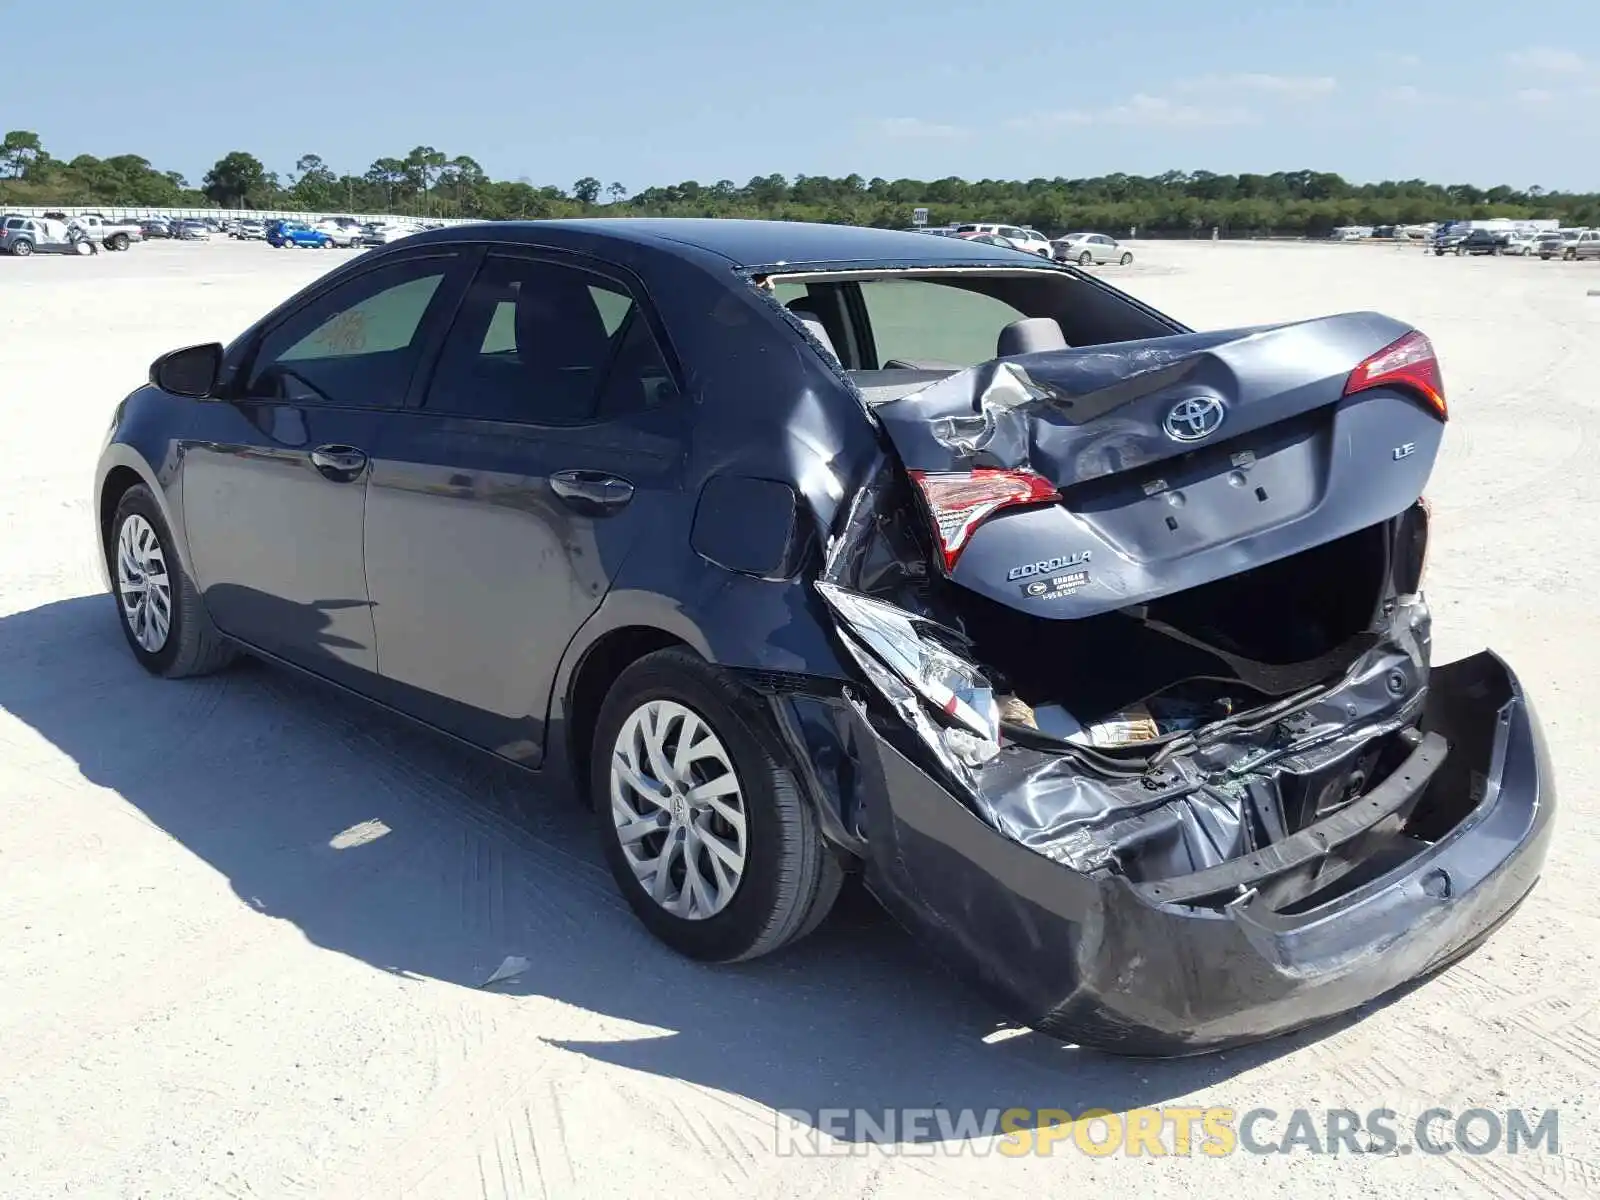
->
left=776, top=649, right=1553, bottom=1055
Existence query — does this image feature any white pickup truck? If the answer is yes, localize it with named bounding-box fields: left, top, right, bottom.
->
left=65, top=213, right=143, bottom=251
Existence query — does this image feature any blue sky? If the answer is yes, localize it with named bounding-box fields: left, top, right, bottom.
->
left=4, top=0, right=1597, bottom=191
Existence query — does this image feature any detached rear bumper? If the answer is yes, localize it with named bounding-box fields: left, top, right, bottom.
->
left=798, top=650, right=1553, bottom=1056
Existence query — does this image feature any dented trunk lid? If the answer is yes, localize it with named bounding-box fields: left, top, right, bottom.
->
left=868, top=311, right=1446, bottom=618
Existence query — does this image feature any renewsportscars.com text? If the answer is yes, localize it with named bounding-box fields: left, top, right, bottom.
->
left=772, top=1106, right=1561, bottom=1158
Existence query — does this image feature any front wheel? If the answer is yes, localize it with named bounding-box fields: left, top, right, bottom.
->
left=109, top=233, right=129, bottom=251
left=592, top=648, right=843, bottom=962
left=73, top=238, right=95, bottom=256
left=1119, top=251, right=1133, bottom=265
left=107, top=485, right=239, bottom=678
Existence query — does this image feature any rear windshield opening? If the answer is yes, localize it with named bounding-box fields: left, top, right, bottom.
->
left=762, top=269, right=1181, bottom=399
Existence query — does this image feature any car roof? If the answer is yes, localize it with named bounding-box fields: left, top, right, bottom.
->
left=403, top=217, right=1062, bottom=271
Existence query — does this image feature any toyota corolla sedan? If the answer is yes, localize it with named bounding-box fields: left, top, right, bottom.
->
left=93, top=219, right=1553, bottom=1054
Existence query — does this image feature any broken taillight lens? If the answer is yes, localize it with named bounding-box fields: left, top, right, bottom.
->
left=908, top=468, right=1060, bottom=572
left=1343, top=330, right=1447, bottom=420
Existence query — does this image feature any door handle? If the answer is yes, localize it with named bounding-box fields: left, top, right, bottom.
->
left=550, top=469, right=635, bottom=513
left=310, top=444, right=368, bottom=480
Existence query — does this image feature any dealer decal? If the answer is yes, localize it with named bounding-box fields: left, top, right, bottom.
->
left=1021, top=569, right=1089, bottom=599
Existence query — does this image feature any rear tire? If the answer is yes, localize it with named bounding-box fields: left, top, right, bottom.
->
left=591, top=648, right=843, bottom=962
left=12, top=238, right=33, bottom=257
left=1077, top=250, right=1093, bottom=266
left=107, top=484, right=239, bottom=679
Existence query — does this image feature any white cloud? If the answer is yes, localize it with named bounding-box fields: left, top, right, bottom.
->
left=1507, top=47, right=1587, bottom=74
left=1009, top=93, right=1254, bottom=130
left=1178, top=72, right=1338, bottom=99
left=1515, top=88, right=1557, bottom=104
left=1386, top=52, right=1422, bottom=68
left=865, top=116, right=966, bottom=140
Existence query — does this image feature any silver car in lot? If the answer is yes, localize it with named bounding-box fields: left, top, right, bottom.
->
left=1052, top=232, right=1134, bottom=266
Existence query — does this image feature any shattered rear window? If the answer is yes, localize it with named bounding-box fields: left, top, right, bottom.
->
left=860, top=278, right=1028, bottom=368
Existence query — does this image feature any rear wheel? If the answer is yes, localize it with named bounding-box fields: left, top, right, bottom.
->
left=592, top=648, right=843, bottom=961
left=73, top=238, right=94, bottom=256
left=107, top=484, right=238, bottom=678
left=1077, top=250, right=1093, bottom=266
left=11, top=238, right=33, bottom=257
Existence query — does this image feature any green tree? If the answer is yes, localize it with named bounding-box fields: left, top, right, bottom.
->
left=1, top=130, right=43, bottom=178
left=203, top=151, right=274, bottom=208
left=572, top=176, right=602, bottom=205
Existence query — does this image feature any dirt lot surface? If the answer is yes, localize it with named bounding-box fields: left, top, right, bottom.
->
left=1, top=237, right=1595, bottom=1198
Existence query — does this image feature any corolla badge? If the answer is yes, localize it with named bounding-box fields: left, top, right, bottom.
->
left=1163, top=395, right=1226, bottom=442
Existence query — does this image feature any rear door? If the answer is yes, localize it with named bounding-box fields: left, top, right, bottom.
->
left=181, top=250, right=468, bottom=688
left=362, top=247, right=686, bottom=763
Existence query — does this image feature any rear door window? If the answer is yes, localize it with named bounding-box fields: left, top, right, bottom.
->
left=423, top=254, right=675, bottom=424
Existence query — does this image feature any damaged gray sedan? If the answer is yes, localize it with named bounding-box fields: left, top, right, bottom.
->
left=97, top=220, right=1553, bottom=1056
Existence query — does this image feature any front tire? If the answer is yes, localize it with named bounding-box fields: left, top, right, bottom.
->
left=109, top=233, right=129, bottom=251
left=591, top=648, right=843, bottom=962
left=1119, top=251, right=1133, bottom=265
left=107, top=484, right=239, bottom=678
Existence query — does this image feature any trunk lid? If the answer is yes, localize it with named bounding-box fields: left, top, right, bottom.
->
left=867, top=312, right=1445, bottom=619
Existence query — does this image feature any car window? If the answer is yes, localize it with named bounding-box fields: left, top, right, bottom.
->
left=242, top=256, right=454, bottom=406
left=859, top=278, right=1031, bottom=368
left=423, top=253, right=674, bottom=425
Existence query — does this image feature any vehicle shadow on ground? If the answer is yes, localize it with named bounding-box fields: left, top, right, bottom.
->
left=0, top=593, right=1378, bottom=1145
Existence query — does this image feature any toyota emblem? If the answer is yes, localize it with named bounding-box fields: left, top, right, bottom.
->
left=1163, top=396, right=1226, bottom=442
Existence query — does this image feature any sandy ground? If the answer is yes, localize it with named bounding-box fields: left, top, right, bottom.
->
left=1, top=236, right=1597, bottom=1198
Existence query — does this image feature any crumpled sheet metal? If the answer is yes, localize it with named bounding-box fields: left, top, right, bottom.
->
left=956, top=602, right=1432, bottom=881
left=871, top=312, right=1413, bottom=487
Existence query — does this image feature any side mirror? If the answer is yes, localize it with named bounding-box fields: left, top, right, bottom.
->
left=150, top=342, right=224, bottom=398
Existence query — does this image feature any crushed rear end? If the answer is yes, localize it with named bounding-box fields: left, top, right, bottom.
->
left=779, top=311, right=1554, bottom=1055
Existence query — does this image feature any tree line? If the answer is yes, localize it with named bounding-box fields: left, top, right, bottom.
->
left=5, top=130, right=1600, bottom=235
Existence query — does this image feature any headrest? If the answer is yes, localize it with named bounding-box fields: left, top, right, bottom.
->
left=996, top=317, right=1067, bottom=358
left=786, top=297, right=839, bottom=363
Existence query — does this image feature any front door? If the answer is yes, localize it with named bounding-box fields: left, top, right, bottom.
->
left=362, top=249, right=686, bottom=763
left=181, top=251, right=466, bottom=688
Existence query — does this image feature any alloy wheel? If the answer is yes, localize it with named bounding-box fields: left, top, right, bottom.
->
left=609, top=699, right=748, bottom=919
left=116, top=513, right=172, bottom=653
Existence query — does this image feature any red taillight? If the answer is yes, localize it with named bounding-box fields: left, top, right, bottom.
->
left=908, top=468, right=1059, bottom=572
left=1343, top=330, right=1447, bottom=420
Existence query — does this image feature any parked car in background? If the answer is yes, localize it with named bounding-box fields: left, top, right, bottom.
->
left=1052, top=232, right=1134, bottom=266
left=93, top=219, right=1551, bottom=1057
left=1501, top=231, right=1539, bottom=256
left=234, top=220, right=266, bottom=241
left=313, top=219, right=362, bottom=248
left=1439, top=229, right=1506, bottom=256
left=1, top=214, right=99, bottom=255
left=174, top=220, right=213, bottom=241
left=359, top=221, right=423, bottom=246
left=140, top=219, right=173, bottom=240
left=957, top=232, right=1025, bottom=250
left=267, top=220, right=333, bottom=249
left=953, top=223, right=1052, bottom=256
left=1555, top=230, right=1600, bottom=261
left=66, top=213, right=143, bottom=251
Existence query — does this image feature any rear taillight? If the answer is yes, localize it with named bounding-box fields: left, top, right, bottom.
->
left=908, top=468, right=1059, bottom=572
left=1343, top=330, right=1447, bottom=420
